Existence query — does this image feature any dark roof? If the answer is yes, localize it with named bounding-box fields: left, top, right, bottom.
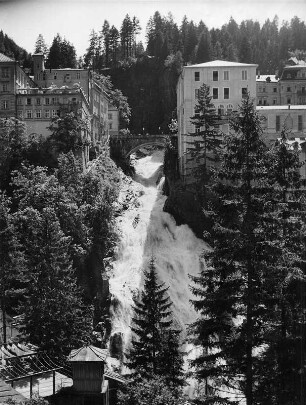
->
left=104, top=370, right=127, bottom=384
left=68, top=346, right=109, bottom=363
left=0, top=53, right=15, bottom=63
left=0, top=379, right=25, bottom=403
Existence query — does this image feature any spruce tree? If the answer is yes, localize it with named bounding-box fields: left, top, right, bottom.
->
left=253, top=129, right=306, bottom=405
left=187, top=83, right=222, bottom=205
left=126, top=258, right=184, bottom=384
left=18, top=207, right=93, bottom=355
left=0, top=192, right=26, bottom=344
left=189, top=96, right=281, bottom=404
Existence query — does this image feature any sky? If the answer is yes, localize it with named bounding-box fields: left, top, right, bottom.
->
left=0, top=0, right=305, bottom=57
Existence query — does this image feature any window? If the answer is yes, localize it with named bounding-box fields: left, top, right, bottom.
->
left=258, top=99, right=262, bottom=105
left=194, top=71, right=200, bottom=81
left=213, top=71, right=218, bottom=81
left=26, top=110, right=33, bottom=119
left=287, top=98, right=291, bottom=104
left=109, top=123, right=113, bottom=130
left=54, top=73, right=57, bottom=79
left=195, top=89, right=199, bottom=99
left=213, top=88, right=218, bottom=99
left=45, top=98, right=50, bottom=105
left=273, top=87, right=277, bottom=93
left=298, top=115, right=303, bottom=131
left=242, top=70, right=247, bottom=80
left=242, top=88, right=248, bottom=98
left=52, top=109, right=58, bottom=117
left=45, top=110, right=50, bottom=118
left=226, top=104, right=233, bottom=113
left=276, top=115, right=280, bottom=132
left=263, top=99, right=267, bottom=105
left=273, top=99, right=277, bottom=105
left=76, top=72, right=80, bottom=79
left=2, top=68, right=9, bottom=78
left=224, top=71, right=229, bottom=80
left=26, top=98, right=32, bottom=105
left=35, top=110, right=41, bottom=118
left=108, top=113, right=113, bottom=120
left=287, top=87, right=291, bottom=92
left=263, top=87, right=266, bottom=92
left=36, top=98, right=41, bottom=105
left=3, top=100, right=8, bottom=110
left=2, top=84, right=8, bottom=92
left=17, top=98, right=22, bottom=105
left=218, top=105, right=225, bottom=115
left=224, top=88, right=229, bottom=99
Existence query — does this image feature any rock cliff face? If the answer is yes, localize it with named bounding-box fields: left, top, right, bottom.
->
left=162, top=142, right=207, bottom=239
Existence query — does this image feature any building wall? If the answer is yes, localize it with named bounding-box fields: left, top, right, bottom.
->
left=108, top=103, right=119, bottom=136
left=256, top=105, right=306, bottom=142
left=0, top=59, right=35, bottom=119
left=177, top=61, right=257, bottom=175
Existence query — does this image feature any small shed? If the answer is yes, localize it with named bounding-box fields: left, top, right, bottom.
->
left=67, top=346, right=109, bottom=393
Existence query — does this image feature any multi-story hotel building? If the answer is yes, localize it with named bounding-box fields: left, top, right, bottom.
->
left=177, top=60, right=258, bottom=176
left=0, top=52, right=117, bottom=163
left=0, top=53, right=35, bottom=118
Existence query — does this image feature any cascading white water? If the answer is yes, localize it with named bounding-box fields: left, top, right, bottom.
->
left=107, top=149, right=246, bottom=403
left=108, top=149, right=207, bottom=357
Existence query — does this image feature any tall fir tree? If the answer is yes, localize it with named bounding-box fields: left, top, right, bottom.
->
left=16, top=206, right=93, bottom=355
left=187, top=83, right=222, bottom=206
left=188, top=96, right=302, bottom=404
left=126, top=258, right=184, bottom=384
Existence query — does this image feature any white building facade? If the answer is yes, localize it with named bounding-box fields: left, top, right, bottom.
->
left=177, top=60, right=258, bottom=177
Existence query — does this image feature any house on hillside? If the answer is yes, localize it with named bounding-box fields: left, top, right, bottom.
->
left=32, top=54, right=111, bottom=148
left=0, top=52, right=119, bottom=164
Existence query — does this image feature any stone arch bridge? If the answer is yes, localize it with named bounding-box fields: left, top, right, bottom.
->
left=109, top=133, right=170, bottom=159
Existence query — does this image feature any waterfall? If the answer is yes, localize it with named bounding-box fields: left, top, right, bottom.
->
left=107, top=149, right=207, bottom=374
left=107, top=149, right=245, bottom=403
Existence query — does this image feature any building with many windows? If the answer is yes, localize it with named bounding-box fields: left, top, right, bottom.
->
left=177, top=60, right=258, bottom=177
left=0, top=53, right=35, bottom=119
left=256, top=74, right=279, bottom=106
left=0, top=53, right=115, bottom=160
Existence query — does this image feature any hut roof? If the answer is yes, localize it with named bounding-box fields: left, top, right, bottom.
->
left=0, top=379, right=25, bottom=403
left=68, top=346, right=109, bottom=363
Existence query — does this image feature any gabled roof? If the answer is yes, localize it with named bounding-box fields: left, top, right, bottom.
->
left=0, top=53, right=15, bottom=63
left=185, top=60, right=257, bottom=68
left=68, top=346, right=109, bottom=362
left=0, top=379, right=25, bottom=403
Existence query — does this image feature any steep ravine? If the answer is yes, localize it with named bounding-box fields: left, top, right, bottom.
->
left=106, top=150, right=207, bottom=364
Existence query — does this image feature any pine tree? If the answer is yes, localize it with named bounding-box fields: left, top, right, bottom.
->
left=189, top=96, right=284, bottom=404
left=253, top=129, right=306, bottom=404
left=187, top=83, right=222, bottom=205
left=34, top=34, right=48, bottom=55
left=126, top=258, right=184, bottom=383
left=18, top=207, right=93, bottom=355
left=0, top=192, right=26, bottom=344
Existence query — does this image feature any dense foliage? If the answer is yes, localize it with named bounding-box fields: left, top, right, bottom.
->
left=189, top=97, right=306, bottom=404
left=0, top=116, right=121, bottom=351
left=117, top=375, right=186, bottom=405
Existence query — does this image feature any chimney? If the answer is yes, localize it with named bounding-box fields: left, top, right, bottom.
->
left=32, top=53, right=45, bottom=83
